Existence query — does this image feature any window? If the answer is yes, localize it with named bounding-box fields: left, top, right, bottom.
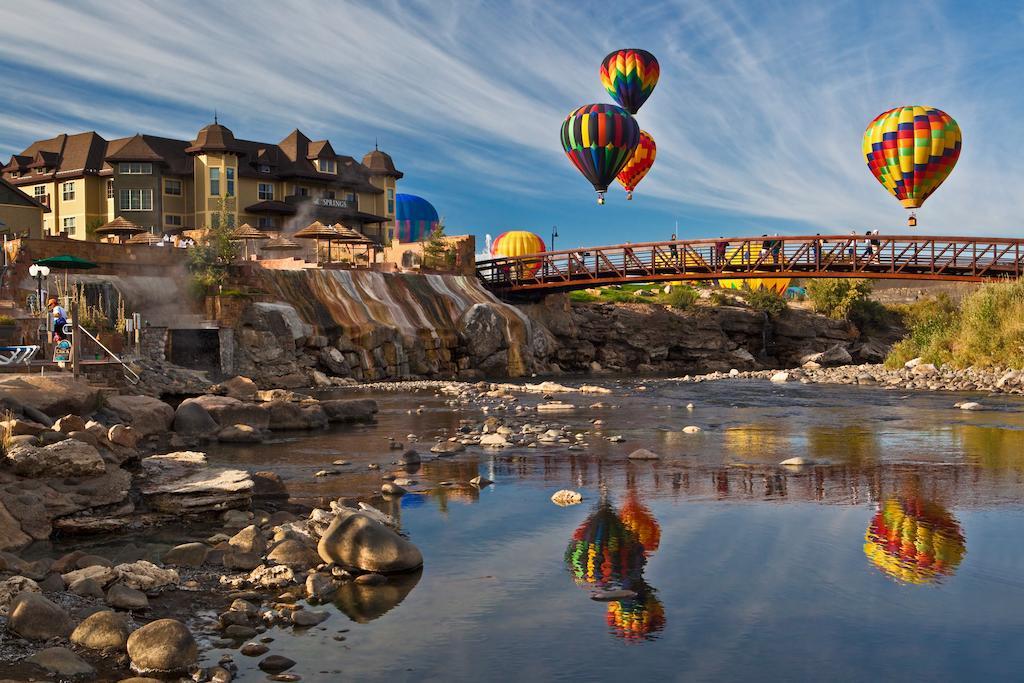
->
left=258, top=183, right=274, bottom=201
left=325, top=190, right=336, bottom=200
left=209, top=168, right=220, bottom=196
left=61, top=182, right=75, bottom=201
left=165, top=214, right=183, bottom=227
left=257, top=217, right=275, bottom=229
left=106, top=180, right=114, bottom=199
left=63, top=217, right=76, bottom=235
left=35, top=167, right=46, bottom=175
left=387, top=188, right=395, bottom=214
left=226, top=168, right=235, bottom=197
left=164, top=178, right=182, bottom=196
left=259, top=164, right=271, bottom=174
left=346, top=192, right=356, bottom=204
left=118, top=162, right=152, bottom=175
left=318, top=158, right=336, bottom=174
left=33, top=186, right=45, bottom=199
left=119, top=188, right=153, bottom=211
left=294, top=186, right=308, bottom=197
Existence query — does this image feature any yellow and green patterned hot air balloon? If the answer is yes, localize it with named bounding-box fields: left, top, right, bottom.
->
left=863, top=106, right=961, bottom=226
left=863, top=497, right=966, bottom=585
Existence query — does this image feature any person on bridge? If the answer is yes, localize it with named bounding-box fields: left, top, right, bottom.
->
left=771, top=235, right=782, bottom=265
left=714, top=238, right=728, bottom=270
left=670, top=233, right=679, bottom=264
left=813, top=234, right=823, bottom=268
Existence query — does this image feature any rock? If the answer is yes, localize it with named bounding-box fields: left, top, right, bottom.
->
left=400, top=448, right=422, bottom=464
left=430, top=441, right=465, bottom=455
left=802, top=361, right=822, bottom=370
left=223, top=551, right=263, bottom=571
left=248, top=564, right=295, bottom=589
left=537, top=401, right=575, bottom=412
left=0, top=375, right=100, bottom=417
left=63, top=564, right=117, bottom=587
left=219, top=375, right=259, bottom=401
left=182, top=395, right=270, bottom=430
left=172, top=400, right=220, bottom=436
left=354, top=572, right=386, bottom=585
left=69, top=577, right=106, bottom=598
left=107, top=583, right=150, bottom=610
left=68, top=428, right=100, bottom=448
left=105, top=395, right=174, bottom=437
left=108, top=424, right=140, bottom=449
left=780, top=457, right=814, bottom=466
left=479, top=433, right=509, bottom=448
left=320, top=398, right=378, bottom=423
left=470, top=475, right=493, bottom=487
left=140, top=452, right=253, bottom=513
left=5, top=438, right=106, bottom=478
left=26, top=647, right=94, bottom=677
left=770, top=371, right=790, bottom=383
left=162, top=542, right=209, bottom=567
left=306, top=573, right=341, bottom=601
left=904, top=357, right=923, bottom=368
left=224, top=624, right=257, bottom=639
left=0, top=576, right=40, bottom=614
left=627, top=448, right=660, bottom=460
left=126, top=618, right=198, bottom=674
left=265, top=400, right=328, bottom=430
left=292, top=608, right=329, bottom=627
left=113, top=560, right=179, bottom=591
left=911, top=363, right=938, bottom=376
left=54, top=414, right=88, bottom=433
left=800, top=344, right=853, bottom=367
left=8, top=592, right=74, bottom=640
left=958, top=401, right=983, bottom=411
left=71, top=610, right=131, bottom=651
left=590, top=589, right=637, bottom=601
left=259, top=655, right=297, bottom=673
left=241, top=642, right=269, bottom=656
left=682, top=425, right=702, bottom=433
left=77, top=554, right=113, bottom=569
left=38, top=573, right=65, bottom=593
left=0, top=417, right=48, bottom=437
left=229, top=525, right=268, bottom=555
left=381, top=482, right=407, bottom=496
left=218, top=424, right=263, bottom=443
left=551, top=489, right=583, bottom=506
left=267, top=539, right=321, bottom=569
left=52, top=550, right=87, bottom=573
left=317, top=510, right=423, bottom=573
left=253, top=471, right=288, bottom=499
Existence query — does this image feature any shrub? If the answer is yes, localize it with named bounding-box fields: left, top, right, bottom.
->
left=805, top=279, right=873, bottom=319
left=709, top=290, right=732, bottom=306
left=885, top=293, right=959, bottom=368
left=665, top=286, right=699, bottom=309
left=747, top=287, right=787, bottom=316
left=569, top=291, right=599, bottom=303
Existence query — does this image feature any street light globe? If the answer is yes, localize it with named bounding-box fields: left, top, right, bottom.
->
left=28, top=264, right=50, bottom=277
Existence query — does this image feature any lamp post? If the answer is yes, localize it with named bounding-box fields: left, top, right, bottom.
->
left=28, top=264, right=50, bottom=350
left=551, top=225, right=558, bottom=252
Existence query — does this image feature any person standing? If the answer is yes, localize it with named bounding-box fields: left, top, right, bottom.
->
left=715, top=237, right=729, bottom=271
left=47, top=297, right=67, bottom=343
left=669, top=232, right=679, bottom=264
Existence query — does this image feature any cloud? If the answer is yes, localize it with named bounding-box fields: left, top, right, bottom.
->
left=0, top=0, right=1021, bottom=235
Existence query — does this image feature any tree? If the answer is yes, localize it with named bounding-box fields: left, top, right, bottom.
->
left=187, top=197, right=237, bottom=295
left=422, top=224, right=455, bottom=270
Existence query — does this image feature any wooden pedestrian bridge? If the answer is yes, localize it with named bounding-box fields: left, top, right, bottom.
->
left=476, top=233, right=1024, bottom=297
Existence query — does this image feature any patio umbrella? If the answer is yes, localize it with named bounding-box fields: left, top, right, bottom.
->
left=33, top=254, right=98, bottom=300
left=94, top=216, right=145, bottom=243
left=293, top=221, right=340, bottom=263
left=260, top=236, right=303, bottom=254
left=228, top=223, right=271, bottom=259
left=331, top=223, right=377, bottom=264
left=126, top=232, right=163, bottom=245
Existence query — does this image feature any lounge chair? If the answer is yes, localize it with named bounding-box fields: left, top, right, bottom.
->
left=0, top=345, right=39, bottom=365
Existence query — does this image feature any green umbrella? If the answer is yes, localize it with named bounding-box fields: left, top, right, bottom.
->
left=33, top=254, right=98, bottom=270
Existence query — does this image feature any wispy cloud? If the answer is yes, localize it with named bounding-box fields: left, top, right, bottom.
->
left=0, top=0, right=1021, bottom=237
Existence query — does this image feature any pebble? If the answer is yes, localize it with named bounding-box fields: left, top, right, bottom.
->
left=241, top=642, right=269, bottom=656
left=260, top=655, right=297, bottom=673
left=682, top=425, right=701, bottom=433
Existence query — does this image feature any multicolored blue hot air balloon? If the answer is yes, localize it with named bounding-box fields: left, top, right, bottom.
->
left=863, top=106, right=961, bottom=227
left=600, top=49, right=660, bottom=115
left=560, top=104, right=641, bottom=204
left=394, top=193, right=439, bottom=243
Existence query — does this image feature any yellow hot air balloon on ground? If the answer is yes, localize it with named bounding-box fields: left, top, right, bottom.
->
left=491, top=230, right=546, bottom=278
left=718, top=241, right=790, bottom=294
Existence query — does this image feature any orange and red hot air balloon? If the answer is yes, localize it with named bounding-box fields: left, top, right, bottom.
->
left=863, top=106, right=961, bottom=227
left=616, top=130, right=656, bottom=200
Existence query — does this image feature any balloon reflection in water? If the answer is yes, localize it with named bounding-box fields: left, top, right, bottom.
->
left=566, top=496, right=665, bottom=641
left=864, top=498, right=966, bottom=585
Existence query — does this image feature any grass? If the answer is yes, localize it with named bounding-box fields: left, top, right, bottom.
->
left=569, top=283, right=701, bottom=307
left=885, top=280, right=1024, bottom=369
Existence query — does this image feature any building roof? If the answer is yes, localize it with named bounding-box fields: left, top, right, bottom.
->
left=0, top=175, right=50, bottom=212
left=3, top=123, right=397, bottom=192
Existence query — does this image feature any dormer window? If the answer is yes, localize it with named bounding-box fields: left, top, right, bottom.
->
left=318, top=159, right=336, bottom=174
left=259, top=164, right=271, bottom=174
left=119, top=162, right=153, bottom=175
left=35, top=167, right=47, bottom=175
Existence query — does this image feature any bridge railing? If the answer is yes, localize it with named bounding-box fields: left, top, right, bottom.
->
left=476, top=234, right=1024, bottom=292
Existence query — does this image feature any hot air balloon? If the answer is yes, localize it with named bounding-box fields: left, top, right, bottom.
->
left=600, top=49, right=660, bottom=115
left=394, top=194, right=439, bottom=243
left=863, top=497, right=966, bottom=585
left=616, top=130, right=656, bottom=200
left=718, top=242, right=790, bottom=294
left=565, top=500, right=646, bottom=588
left=491, top=230, right=546, bottom=278
left=863, top=106, right=961, bottom=227
left=561, top=104, right=641, bottom=204
left=606, top=580, right=666, bottom=642
left=619, top=491, right=661, bottom=555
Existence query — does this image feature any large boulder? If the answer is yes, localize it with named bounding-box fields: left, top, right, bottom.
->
left=459, top=304, right=508, bottom=362
left=26, top=647, right=94, bottom=677
left=161, top=542, right=209, bottom=568
left=8, top=592, right=74, bottom=640
left=5, top=438, right=106, bottom=478
left=320, top=399, right=378, bottom=423
left=113, top=560, right=179, bottom=591
left=217, top=375, right=259, bottom=401
left=319, top=347, right=350, bottom=376
left=181, top=395, right=269, bottom=430
left=265, top=401, right=328, bottom=430
left=0, top=375, right=100, bottom=417
left=800, top=344, right=853, bottom=367
left=317, top=509, right=423, bottom=574
left=71, top=609, right=131, bottom=651
left=267, top=539, right=321, bottom=569
left=104, top=395, right=174, bottom=437
left=139, top=452, right=253, bottom=513
left=228, top=525, right=267, bottom=555
left=172, top=400, right=219, bottom=436
left=126, top=618, right=197, bottom=674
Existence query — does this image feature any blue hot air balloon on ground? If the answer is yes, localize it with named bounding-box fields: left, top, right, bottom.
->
left=395, top=194, right=440, bottom=243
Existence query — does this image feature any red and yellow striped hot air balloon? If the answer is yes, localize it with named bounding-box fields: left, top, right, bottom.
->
left=491, top=230, right=546, bottom=278
left=863, top=106, right=961, bottom=227
left=600, top=49, right=660, bottom=115
left=619, top=491, right=660, bottom=555
left=616, top=130, right=656, bottom=200
left=863, top=497, right=966, bottom=585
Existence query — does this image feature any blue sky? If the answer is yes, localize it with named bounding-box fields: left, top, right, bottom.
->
left=1, top=1, right=1022, bottom=249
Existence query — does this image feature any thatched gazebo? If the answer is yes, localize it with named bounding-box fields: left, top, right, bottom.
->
left=293, top=221, right=341, bottom=263
left=95, top=216, right=145, bottom=243
left=229, top=223, right=271, bottom=259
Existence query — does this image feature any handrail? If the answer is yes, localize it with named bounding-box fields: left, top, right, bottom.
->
left=76, top=324, right=141, bottom=385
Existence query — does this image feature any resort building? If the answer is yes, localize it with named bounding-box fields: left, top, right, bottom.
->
left=0, top=176, right=46, bottom=239
left=1, top=121, right=402, bottom=244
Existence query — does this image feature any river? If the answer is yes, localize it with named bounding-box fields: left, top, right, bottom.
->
left=186, top=378, right=1024, bottom=681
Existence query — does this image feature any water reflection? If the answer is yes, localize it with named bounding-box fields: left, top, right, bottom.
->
left=565, top=491, right=665, bottom=642
left=332, top=568, right=423, bottom=622
left=863, top=497, right=966, bottom=585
